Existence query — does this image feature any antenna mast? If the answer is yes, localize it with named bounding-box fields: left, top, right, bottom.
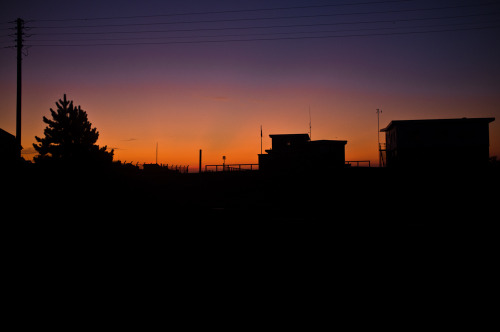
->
left=156, top=142, right=158, bottom=165
left=260, top=125, right=263, bottom=155
left=376, top=109, right=381, bottom=147
left=376, top=109, right=385, bottom=167
left=308, top=106, right=312, bottom=140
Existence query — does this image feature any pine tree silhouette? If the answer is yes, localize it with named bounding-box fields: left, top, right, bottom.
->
left=33, top=94, right=113, bottom=165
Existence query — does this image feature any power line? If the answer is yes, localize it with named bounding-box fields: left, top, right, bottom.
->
left=28, top=12, right=500, bottom=37
left=30, top=3, right=499, bottom=29
left=24, top=25, right=500, bottom=47
left=25, top=20, right=500, bottom=44
left=5, top=1, right=499, bottom=48
left=29, top=0, right=415, bottom=23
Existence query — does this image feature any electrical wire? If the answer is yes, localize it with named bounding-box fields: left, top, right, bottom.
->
left=30, top=2, right=498, bottom=29
left=28, top=12, right=500, bottom=36
left=29, top=0, right=415, bottom=23
left=3, top=1, right=499, bottom=48
left=24, top=25, right=500, bottom=47
left=25, top=20, right=500, bottom=43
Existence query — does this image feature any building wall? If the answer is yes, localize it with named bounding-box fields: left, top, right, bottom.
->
left=383, top=119, right=493, bottom=168
left=270, top=134, right=310, bottom=152
left=0, top=129, right=21, bottom=164
left=390, top=121, right=489, bottom=149
left=259, top=134, right=346, bottom=172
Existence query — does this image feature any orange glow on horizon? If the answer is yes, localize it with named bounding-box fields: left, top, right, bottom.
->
left=2, top=40, right=499, bottom=169
left=1, top=0, right=499, bottom=172
left=12, top=83, right=499, bottom=171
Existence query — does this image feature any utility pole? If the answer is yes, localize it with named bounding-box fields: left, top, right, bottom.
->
left=376, top=108, right=383, bottom=167
left=15, top=18, right=24, bottom=157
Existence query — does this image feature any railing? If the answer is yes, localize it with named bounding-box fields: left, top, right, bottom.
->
left=204, top=164, right=259, bottom=172
left=142, top=163, right=189, bottom=173
left=379, top=143, right=386, bottom=167
left=345, top=160, right=371, bottom=167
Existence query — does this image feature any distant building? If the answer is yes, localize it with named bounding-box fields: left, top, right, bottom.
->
left=258, top=133, right=347, bottom=172
left=380, top=117, right=495, bottom=168
left=0, top=128, right=22, bottom=165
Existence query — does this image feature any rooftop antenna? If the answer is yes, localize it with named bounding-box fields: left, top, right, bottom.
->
left=308, top=106, right=312, bottom=140
left=376, top=109, right=385, bottom=167
left=260, top=125, right=263, bottom=155
left=156, top=142, right=158, bottom=165
left=376, top=109, right=381, bottom=147
left=199, top=149, right=202, bottom=173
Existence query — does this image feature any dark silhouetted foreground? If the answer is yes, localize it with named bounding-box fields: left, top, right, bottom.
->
left=3, top=163, right=497, bottom=322
left=5, top=163, right=498, bottom=231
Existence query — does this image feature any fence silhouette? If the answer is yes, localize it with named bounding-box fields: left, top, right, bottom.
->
left=119, top=161, right=369, bottom=173
left=121, top=162, right=189, bottom=173
left=204, top=164, right=259, bottom=172
left=345, top=160, right=371, bottom=167
left=204, top=161, right=370, bottom=172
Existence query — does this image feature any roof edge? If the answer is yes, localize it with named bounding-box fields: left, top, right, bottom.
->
left=380, top=117, right=495, bottom=132
left=269, top=133, right=310, bottom=137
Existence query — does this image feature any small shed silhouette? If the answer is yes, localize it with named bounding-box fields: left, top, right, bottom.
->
left=380, top=117, right=495, bottom=168
left=259, top=133, right=347, bottom=172
left=0, top=128, right=22, bottom=164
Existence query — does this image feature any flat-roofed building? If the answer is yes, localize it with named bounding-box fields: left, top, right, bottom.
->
left=258, top=133, right=347, bottom=172
left=380, top=117, right=495, bottom=168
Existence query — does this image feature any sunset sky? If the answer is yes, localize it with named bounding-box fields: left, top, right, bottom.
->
left=1, top=0, right=499, bottom=170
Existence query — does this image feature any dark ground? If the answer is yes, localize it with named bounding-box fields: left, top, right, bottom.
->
left=3, top=165, right=498, bottom=327
left=4, top=165, right=498, bottom=237
left=3, top=164, right=498, bottom=266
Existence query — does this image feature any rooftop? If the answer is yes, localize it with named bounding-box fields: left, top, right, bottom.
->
left=0, top=128, right=16, bottom=140
left=380, top=117, right=495, bottom=132
left=269, top=133, right=310, bottom=139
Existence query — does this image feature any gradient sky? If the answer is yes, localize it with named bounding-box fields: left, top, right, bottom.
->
left=1, top=0, right=499, bottom=170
